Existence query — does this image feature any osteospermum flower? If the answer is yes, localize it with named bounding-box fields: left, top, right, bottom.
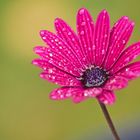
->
left=32, top=8, right=140, bottom=105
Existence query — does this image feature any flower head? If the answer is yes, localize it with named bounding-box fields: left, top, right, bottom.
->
left=32, top=8, right=140, bottom=105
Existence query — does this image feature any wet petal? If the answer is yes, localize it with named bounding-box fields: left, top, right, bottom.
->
left=54, top=18, right=86, bottom=68
left=115, top=61, right=140, bottom=80
left=84, top=88, right=103, bottom=97
left=40, top=30, right=83, bottom=76
left=77, top=8, right=94, bottom=65
left=104, top=76, right=128, bottom=90
left=94, top=10, right=110, bottom=66
left=97, top=90, right=116, bottom=105
left=34, top=46, right=82, bottom=77
left=104, top=16, right=134, bottom=69
left=110, top=42, right=140, bottom=73
left=32, top=59, right=82, bottom=86
left=50, top=87, right=86, bottom=103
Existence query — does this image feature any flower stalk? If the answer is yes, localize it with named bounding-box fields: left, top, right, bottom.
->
left=99, top=101, right=120, bottom=140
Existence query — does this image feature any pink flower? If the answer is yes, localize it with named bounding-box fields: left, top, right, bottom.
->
left=32, top=8, right=140, bottom=105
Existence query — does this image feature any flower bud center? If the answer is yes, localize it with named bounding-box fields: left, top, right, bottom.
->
left=82, top=67, right=108, bottom=88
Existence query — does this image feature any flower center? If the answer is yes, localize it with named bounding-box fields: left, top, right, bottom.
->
left=81, top=67, right=108, bottom=88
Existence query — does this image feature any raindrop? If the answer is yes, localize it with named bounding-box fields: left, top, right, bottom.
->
left=102, top=50, right=105, bottom=54
left=49, top=53, right=53, bottom=57
left=62, top=28, right=66, bottom=31
left=55, top=38, right=59, bottom=42
left=68, top=32, right=72, bottom=35
left=42, top=37, right=46, bottom=40
left=122, top=40, right=126, bottom=44
left=59, top=46, right=62, bottom=49
left=79, top=9, right=85, bottom=15
left=81, top=22, right=86, bottom=26
left=80, top=31, right=85, bottom=35
left=104, top=34, right=107, bottom=38
left=48, top=69, right=53, bottom=73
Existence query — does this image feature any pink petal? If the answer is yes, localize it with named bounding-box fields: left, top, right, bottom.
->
left=34, top=46, right=82, bottom=77
left=97, top=90, right=116, bottom=105
left=77, top=8, right=94, bottom=65
left=39, top=30, right=83, bottom=76
left=104, top=76, right=128, bottom=90
left=50, top=87, right=86, bottom=103
left=54, top=18, right=86, bottom=68
left=32, top=59, right=82, bottom=86
left=94, top=10, right=110, bottom=66
left=116, top=61, right=140, bottom=80
left=110, top=42, right=140, bottom=73
left=104, top=16, right=134, bottom=70
left=84, top=88, right=103, bottom=97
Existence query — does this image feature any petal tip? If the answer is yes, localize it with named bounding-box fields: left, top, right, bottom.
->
left=78, top=7, right=89, bottom=15
left=32, top=59, right=38, bottom=65
left=40, top=30, right=46, bottom=36
left=33, top=46, right=45, bottom=54
left=54, top=18, right=61, bottom=24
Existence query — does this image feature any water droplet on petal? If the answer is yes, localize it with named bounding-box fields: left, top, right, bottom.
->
left=49, top=53, right=53, bottom=57
left=79, top=9, right=85, bottom=15
left=55, top=38, right=58, bottom=42
left=59, top=46, right=62, bottom=49
left=102, top=50, right=105, bottom=54
left=93, top=45, right=96, bottom=50
left=103, top=100, right=108, bottom=104
left=122, top=40, right=126, bottom=44
left=68, top=32, right=72, bottom=35
left=104, top=34, right=107, bottom=38
left=111, top=50, right=114, bottom=54
left=80, top=31, right=85, bottom=35
left=48, top=69, right=53, bottom=73
left=62, top=28, right=66, bottom=31
left=42, top=37, right=46, bottom=40
left=81, top=22, right=86, bottom=26
left=66, top=93, right=71, bottom=97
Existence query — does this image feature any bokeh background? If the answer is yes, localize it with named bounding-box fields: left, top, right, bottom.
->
left=0, top=0, right=140, bottom=140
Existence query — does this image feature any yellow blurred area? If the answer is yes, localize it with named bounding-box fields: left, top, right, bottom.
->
left=0, top=0, right=140, bottom=140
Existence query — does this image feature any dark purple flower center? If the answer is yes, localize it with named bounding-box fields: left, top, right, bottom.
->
left=82, top=67, right=108, bottom=88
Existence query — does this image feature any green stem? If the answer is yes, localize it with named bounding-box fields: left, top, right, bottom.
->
left=99, top=101, right=120, bottom=140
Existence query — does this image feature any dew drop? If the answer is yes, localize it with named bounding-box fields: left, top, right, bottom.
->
left=111, top=50, right=114, bottom=54
left=72, top=38, right=75, bottom=41
left=66, top=93, right=71, bottom=97
left=103, top=100, right=108, bottom=104
left=122, top=40, right=126, bottom=44
left=68, top=32, right=72, bottom=35
left=93, top=45, right=96, bottom=50
left=43, top=67, right=47, bottom=70
left=62, top=28, right=66, bottom=31
left=42, top=37, right=46, bottom=40
left=40, top=31, right=45, bottom=35
left=104, top=34, right=107, bottom=38
left=60, top=94, right=64, bottom=98
left=80, top=31, right=85, bottom=35
left=48, top=69, right=53, bottom=73
left=52, top=76, right=55, bottom=80
left=81, top=22, right=86, bottom=26
left=102, top=50, right=105, bottom=54
left=79, top=9, right=85, bottom=15
left=126, top=68, right=129, bottom=71
left=49, top=53, right=53, bottom=57
left=55, top=38, right=59, bottom=42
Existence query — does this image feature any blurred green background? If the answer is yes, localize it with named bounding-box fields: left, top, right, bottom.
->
left=0, top=0, right=140, bottom=140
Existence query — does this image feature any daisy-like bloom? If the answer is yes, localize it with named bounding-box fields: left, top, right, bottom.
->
left=32, top=8, right=140, bottom=105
